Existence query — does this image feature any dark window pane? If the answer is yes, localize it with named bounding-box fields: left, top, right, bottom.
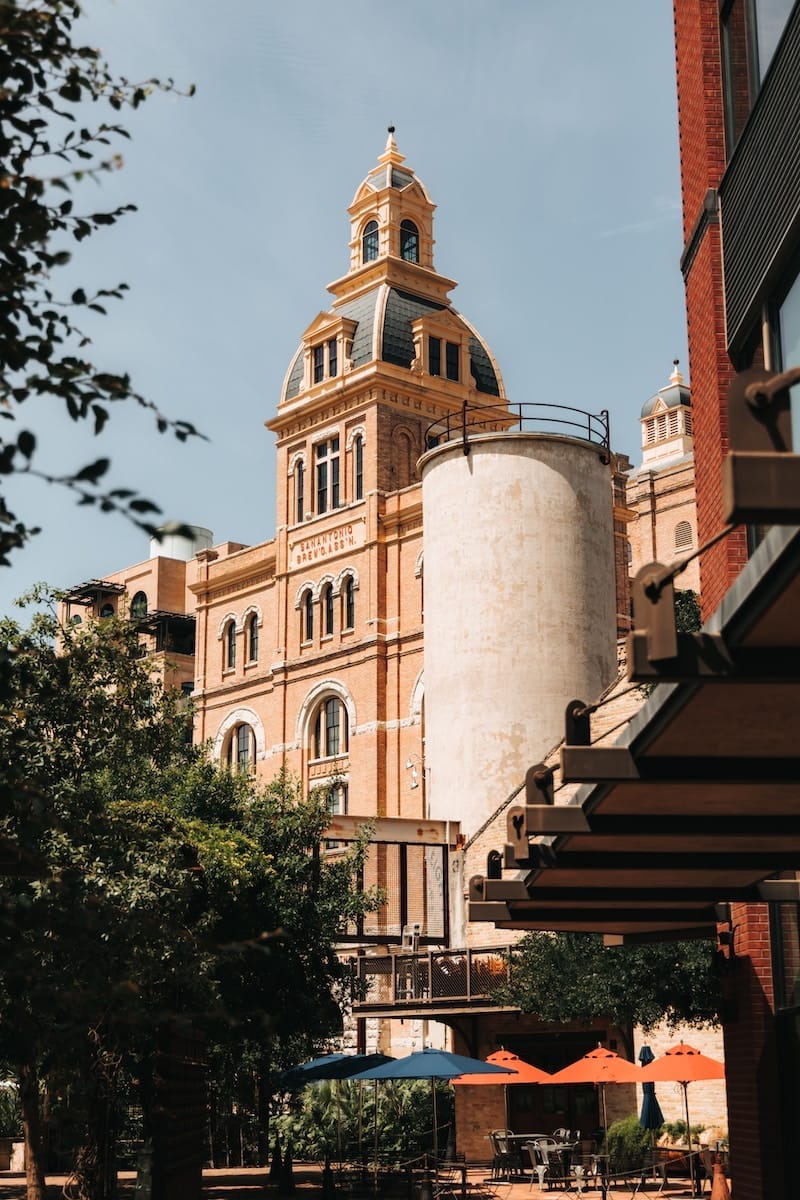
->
left=226, top=622, right=236, bottom=670
left=296, top=461, right=304, bottom=522
left=331, top=454, right=340, bottom=508
left=446, top=342, right=459, bottom=381
left=317, top=459, right=328, bottom=513
left=304, top=593, right=313, bottom=642
left=345, top=577, right=355, bottom=629
left=326, top=697, right=339, bottom=756
left=324, top=585, right=334, bottom=636
left=355, top=437, right=363, bottom=500
left=248, top=615, right=258, bottom=662
left=429, top=336, right=441, bottom=376
left=313, top=344, right=325, bottom=384
left=328, top=337, right=338, bottom=377
left=400, top=219, right=419, bottom=262
left=130, top=590, right=148, bottom=618
left=362, top=219, right=379, bottom=263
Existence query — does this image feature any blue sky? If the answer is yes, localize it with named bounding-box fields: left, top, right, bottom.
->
left=2, top=0, right=688, bottom=617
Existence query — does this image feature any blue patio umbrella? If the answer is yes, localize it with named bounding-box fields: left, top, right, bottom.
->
left=280, top=1052, right=394, bottom=1088
left=352, top=1047, right=513, bottom=1159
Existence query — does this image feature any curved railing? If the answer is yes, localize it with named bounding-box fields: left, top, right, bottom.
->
left=424, top=402, right=611, bottom=462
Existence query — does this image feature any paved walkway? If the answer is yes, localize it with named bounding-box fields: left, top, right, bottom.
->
left=0, top=1164, right=703, bottom=1199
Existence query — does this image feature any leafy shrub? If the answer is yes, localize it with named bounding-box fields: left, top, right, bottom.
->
left=606, top=1114, right=654, bottom=1173
left=0, top=1087, right=21, bottom=1139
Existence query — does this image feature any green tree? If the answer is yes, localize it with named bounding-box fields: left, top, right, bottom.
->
left=503, top=932, right=720, bottom=1058
left=0, top=597, right=381, bottom=1197
left=0, top=0, right=198, bottom=566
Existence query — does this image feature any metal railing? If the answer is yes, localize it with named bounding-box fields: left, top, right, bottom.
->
left=424, top=402, right=611, bottom=462
left=352, top=946, right=514, bottom=1009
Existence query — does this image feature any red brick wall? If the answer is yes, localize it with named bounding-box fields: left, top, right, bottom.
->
left=673, top=0, right=748, bottom=616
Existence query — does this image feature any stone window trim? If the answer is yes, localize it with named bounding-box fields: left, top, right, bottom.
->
left=287, top=449, right=308, bottom=476
left=296, top=679, right=356, bottom=750
left=414, top=550, right=424, bottom=578
left=345, top=424, right=367, bottom=451
left=213, top=706, right=266, bottom=766
left=410, top=313, right=470, bottom=384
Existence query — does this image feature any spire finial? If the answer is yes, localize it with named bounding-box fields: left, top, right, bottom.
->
left=379, top=125, right=405, bottom=166
left=670, top=358, right=684, bottom=386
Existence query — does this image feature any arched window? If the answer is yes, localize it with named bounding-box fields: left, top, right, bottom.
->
left=322, top=583, right=334, bottom=637
left=226, top=722, right=254, bottom=773
left=675, top=520, right=693, bottom=550
left=343, top=577, right=355, bottom=631
left=295, top=459, right=305, bottom=523
left=225, top=620, right=236, bottom=670
left=99, top=603, right=114, bottom=619
left=354, top=434, right=364, bottom=500
left=303, top=592, right=314, bottom=643
left=312, top=697, right=348, bottom=760
left=130, top=591, right=148, bottom=619
left=362, top=219, right=379, bottom=263
left=247, top=613, right=259, bottom=662
left=400, top=219, right=419, bottom=262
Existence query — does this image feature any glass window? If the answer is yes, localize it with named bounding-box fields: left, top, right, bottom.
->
left=247, top=614, right=259, bottom=662
left=446, top=342, right=459, bottom=382
left=225, top=621, right=236, bottom=670
left=296, top=460, right=304, bottom=523
left=344, top=577, right=355, bottom=630
left=354, top=435, right=364, bottom=500
left=227, top=723, right=253, bottom=773
left=429, top=336, right=441, bottom=377
left=754, top=0, right=795, bottom=81
left=315, top=437, right=340, bottom=513
left=312, top=697, right=349, bottom=760
left=362, top=219, right=379, bottom=263
left=400, top=219, right=419, bottom=262
left=130, top=591, right=148, bottom=619
left=323, top=583, right=334, bottom=637
left=313, top=344, right=325, bottom=384
left=328, top=337, right=338, bottom=378
left=99, top=603, right=114, bottom=618
left=303, top=592, right=313, bottom=643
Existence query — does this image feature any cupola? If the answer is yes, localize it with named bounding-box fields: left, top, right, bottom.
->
left=639, top=360, right=693, bottom=467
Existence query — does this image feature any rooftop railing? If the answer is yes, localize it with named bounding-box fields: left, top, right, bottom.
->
left=425, top=402, right=611, bottom=462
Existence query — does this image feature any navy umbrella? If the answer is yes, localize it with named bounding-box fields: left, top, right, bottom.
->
left=353, top=1047, right=513, bottom=1159
left=638, top=1045, right=665, bottom=1131
left=280, top=1052, right=394, bottom=1088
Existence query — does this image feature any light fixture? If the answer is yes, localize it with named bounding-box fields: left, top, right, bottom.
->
left=405, top=756, right=421, bottom=789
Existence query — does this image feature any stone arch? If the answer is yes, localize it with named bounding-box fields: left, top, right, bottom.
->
left=295, top=679, right=356, bottom=746
left=212, top=706, right=266, bottom=763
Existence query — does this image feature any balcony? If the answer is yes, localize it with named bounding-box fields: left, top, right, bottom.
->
left=351, top=945, right=519, bottom=1019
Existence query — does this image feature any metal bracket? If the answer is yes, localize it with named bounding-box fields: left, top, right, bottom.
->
left=631, top=562, right=677, bottom=661
left=728, top=366, right=793, bottom=453
left=565, top=698, right=590, bottom=746
left=525, top=762, right=555, bottom=805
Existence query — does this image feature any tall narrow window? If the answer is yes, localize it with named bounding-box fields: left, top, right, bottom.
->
left=354, top=435, right=364, bottom=500
left=445, top=341, right=459, bottom=381
left=400, top=219, right=419, bottom=262
left=225, top=621, right=236, bottom=670
left=323, top=583, right=334, bottom=637
left=227, top=723, right=254, bottom=773
left=316, top=437, right=340, bottom=513
left=313, top=344, right=325, bottom=384
left=303, top=592, right=314, bottom=643
left=247, top=613, right=259, bottom=662
left=362, top=219, right=379, bottom=263
left=429, top=336, right=441, bottom=377
left=344, top=577, right=355, bottom=630
left=296, top=460, right=305, bottom=523
left=328, top=337, right=338, bottom=377
left=312, top=697, right=349, bottom=760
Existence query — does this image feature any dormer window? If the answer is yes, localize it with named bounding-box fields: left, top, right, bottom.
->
left=313, top=337, right=338, bottom=385
left=428, top=336, right=460, bottom=382
left=362, top=219, right=379, bottom=263
left=400, top=219, right=419, bottom=262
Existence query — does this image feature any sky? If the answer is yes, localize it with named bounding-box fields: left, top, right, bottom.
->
left=2, top=0, right=688, bottom=618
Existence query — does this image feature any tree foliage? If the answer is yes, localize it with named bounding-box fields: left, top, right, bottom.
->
left=0, top=595, right=380, bottom=1197
left=0, top=0, right=199, bottom=565
left=503, top=932, right=721, bottom=1052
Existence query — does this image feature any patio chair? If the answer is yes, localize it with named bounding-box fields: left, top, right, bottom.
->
left=489, top=1129, right=518, bottom=1179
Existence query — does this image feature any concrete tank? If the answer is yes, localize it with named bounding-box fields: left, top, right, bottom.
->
left=420, top=432, right=616, bottom=837
left=149, top=524, right=213, bottom=561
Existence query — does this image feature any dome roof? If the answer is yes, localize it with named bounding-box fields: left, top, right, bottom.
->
left=641, top=363, right=691, bottom=417
left=281, top=283, right=502, bottom=403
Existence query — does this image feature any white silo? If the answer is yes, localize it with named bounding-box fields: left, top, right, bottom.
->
left=420, top=420, right=616, bottom=837
left=149, top=524, right=213, bottom=561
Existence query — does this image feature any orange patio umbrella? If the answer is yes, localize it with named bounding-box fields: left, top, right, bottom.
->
left=549, top=1046, right=640, bottom=1146
left=639, top=1042, right=724, bottom=1195
left=452, top=1049, right=552, bottom=1128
